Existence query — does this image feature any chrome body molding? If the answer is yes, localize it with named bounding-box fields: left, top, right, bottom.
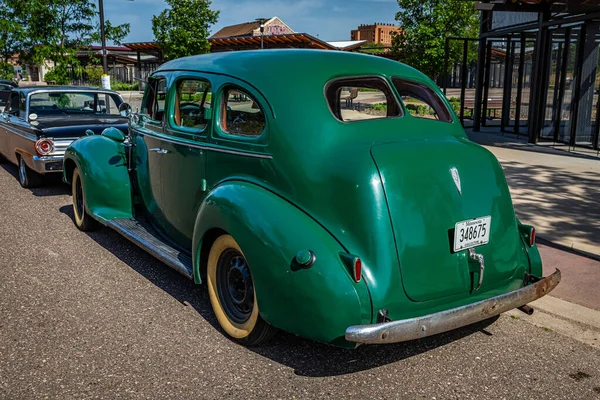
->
left=137, top=132, right=273, bottom=160
left=345, top=269, right=561, bottom=344
left=2, top=124, right=37, bottom=141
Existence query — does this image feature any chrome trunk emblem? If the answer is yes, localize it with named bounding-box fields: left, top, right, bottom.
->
left=450, top=167, right=462, bottom=195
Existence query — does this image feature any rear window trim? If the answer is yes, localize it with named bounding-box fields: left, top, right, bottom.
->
left=324, top=75, right=404, bottom=123
left=391, top=77, right=455, bottom=124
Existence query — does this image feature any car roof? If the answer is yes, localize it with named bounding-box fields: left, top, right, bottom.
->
left=154, top=49, right=431, bottom=88
left=14, top=85, right=120, bottom=95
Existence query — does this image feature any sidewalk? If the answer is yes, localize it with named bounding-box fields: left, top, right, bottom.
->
left=467, top=129, right=600, bottom=259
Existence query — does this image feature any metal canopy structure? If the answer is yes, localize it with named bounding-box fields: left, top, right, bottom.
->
left=208, top=33, right=338, bottom=51
left=467, top=0, right=600, bottom=150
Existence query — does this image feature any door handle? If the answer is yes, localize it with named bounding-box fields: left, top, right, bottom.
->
left=149, top=147, right=169, bottom=154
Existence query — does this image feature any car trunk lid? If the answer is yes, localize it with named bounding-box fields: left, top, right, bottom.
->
left=371, top=137, right=521, bottom=302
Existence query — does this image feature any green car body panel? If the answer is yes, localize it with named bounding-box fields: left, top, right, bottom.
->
left=64, top=49, right=545, bottom=346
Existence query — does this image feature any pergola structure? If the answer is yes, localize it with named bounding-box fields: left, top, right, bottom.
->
left=468, top=0, right=600, bottom=150
left=208, top=33, right=338, bottom=51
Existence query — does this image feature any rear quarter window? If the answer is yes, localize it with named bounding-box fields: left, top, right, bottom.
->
left=325, top=77, right=402, bottom=122
left=392, top=78, right=453, bottom=122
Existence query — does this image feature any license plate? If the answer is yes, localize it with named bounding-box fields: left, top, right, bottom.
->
left=453, top=216, right=491, bottom=252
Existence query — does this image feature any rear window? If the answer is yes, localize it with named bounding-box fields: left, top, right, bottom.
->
left=325, top=77, right=402, bottom=122
left=392, top=78, right=453, bottom=122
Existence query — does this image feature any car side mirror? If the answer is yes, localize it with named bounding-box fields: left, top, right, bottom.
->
left=119, top=102, right=132, bottom=117
left=204, top=107, right=212, bottom=120
left=85, top=129, right=94, bottom=136
left=102, top=127, right=126, bottom=142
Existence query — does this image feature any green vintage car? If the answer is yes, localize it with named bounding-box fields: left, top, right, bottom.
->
left=63, top=50, right=560, bottom=348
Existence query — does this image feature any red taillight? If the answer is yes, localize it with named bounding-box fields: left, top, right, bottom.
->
left=35, top=139, right=54, bottom=156
left=530, top=227, right=536, bottom=246
left=353, top=258, right=362, bottom=282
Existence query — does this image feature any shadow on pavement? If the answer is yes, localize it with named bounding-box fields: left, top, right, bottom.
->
left=499, top=160, right=600, bottom=252
left=60, top=205, right=499, bottom=377
left=0, top=163, right=70, bottom=196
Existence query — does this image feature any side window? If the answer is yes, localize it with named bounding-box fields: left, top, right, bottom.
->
left=7, top=93, right=19, bottom=116
left=96, top=93, right=122, bottom=115
left=173, top=78, right=211, bottom=131
left=143, top=77, right=167, bottom=121
left=19, top=92, right=26, bottom=117
left=392, top=78, right=453, bottom=122
left=220, top=87, right=265, bottom=137
left=325, top=77, right=401, bottom=122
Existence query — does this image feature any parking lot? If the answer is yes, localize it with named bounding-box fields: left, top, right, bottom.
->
left=1, top=162, right=599, bottom=399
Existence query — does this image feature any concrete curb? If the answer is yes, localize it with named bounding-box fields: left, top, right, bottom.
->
left=536, top=237, right=600, bottom=262
left=506, top=295, right=600, bottom=348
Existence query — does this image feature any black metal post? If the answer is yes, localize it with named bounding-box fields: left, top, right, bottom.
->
left=594, top=87, right=600, bottom=149
left=527, top=8, right=551, bottom=143
left=99, top=0, right=108, bottom=74
left=443, top=37, right=450, bottom=96
left=459, top=39, right=469, bottom=123
left=550, top=42, right=563, bottom=128
left=482, top=40, right=493, bottom=126
left=501, top=38, right=514, bottom=132
left=554, top=27, right=571, bottom=142
left=473, top=10, right=490, bottom=132
left=569, top=26, right=587, bottom=147
left=515, top=34, right=526, bottom=135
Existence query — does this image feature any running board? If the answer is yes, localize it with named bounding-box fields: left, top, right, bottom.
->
left=107, top=218, right=193, bottom=279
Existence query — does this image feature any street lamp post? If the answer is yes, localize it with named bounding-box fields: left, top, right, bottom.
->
left=99, top=0, right=108, bottom=74
left=255, top=18, right=268, bottom=49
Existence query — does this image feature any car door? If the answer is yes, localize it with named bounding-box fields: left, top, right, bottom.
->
left=159, top=74, right=213, bottom=249
left=131, top=75, right=170, bottom=233
left=1, top=91, right=32, bottom=164
left=0, top=91, right=19, bottom=159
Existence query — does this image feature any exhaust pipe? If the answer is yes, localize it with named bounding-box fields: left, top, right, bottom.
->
left=517, top=305, right=534, bottom=315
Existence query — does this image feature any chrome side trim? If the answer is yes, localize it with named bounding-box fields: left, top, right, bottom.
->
left=137, top=132, right=273, bottom=160
left=2, top=124, right=37, bottom=141
left=345, top=269, right=561, bottom=344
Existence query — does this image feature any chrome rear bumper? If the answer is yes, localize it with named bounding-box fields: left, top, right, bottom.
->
left=31, top=155, right=64, bottom=173
left=345, top=269, right=561, bottom=344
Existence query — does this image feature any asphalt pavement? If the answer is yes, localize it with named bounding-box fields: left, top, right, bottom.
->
left=1, top=162, right=600, bottom=399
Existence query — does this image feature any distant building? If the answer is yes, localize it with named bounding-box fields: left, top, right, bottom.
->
left=210, top=17, right=295, bottom=39
left=350, top=23, right=400, bottom=46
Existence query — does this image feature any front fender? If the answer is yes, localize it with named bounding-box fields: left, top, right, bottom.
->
left=192, top=181, right=372, bottom=345
left=63, top=135, right=132, bottom=222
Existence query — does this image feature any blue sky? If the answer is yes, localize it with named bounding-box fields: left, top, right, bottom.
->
left=103, top=0, right=399, bottom=44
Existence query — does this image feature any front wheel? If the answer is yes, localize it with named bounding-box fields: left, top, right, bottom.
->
left=18, top=155, right=42, bottom=188
left=207, top=234, right=276, bottom=346
left=72, top=168, right=99, bottom=231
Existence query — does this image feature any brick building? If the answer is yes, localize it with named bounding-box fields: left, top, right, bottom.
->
left=350, top=23, right=400, bottom=46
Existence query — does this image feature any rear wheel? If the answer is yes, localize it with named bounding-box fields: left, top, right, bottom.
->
left=72, top=168, right=99, bottom=231
left=18, top=155, right=42, bottom=188
left=207, top=234, right=276, bottom=346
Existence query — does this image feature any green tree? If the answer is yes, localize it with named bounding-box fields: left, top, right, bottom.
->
left=0, top=0, right=26, bottom=63
left=392, top=0, right=479, bottom=80
left=1, top=0, right=130, bottom=82
left=152, top=0, right=219, bottom=60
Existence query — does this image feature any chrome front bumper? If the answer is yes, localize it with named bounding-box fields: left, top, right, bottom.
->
left=345, top=269, right=561, bottom=344
left=31, top=155, right=64, bottom=173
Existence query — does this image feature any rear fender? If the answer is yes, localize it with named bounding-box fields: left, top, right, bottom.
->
left=517, top=219, right=543, bottom=278
left=192, top=181, right=372, bottom=345
left=63, top=135, right=132, bottom=222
